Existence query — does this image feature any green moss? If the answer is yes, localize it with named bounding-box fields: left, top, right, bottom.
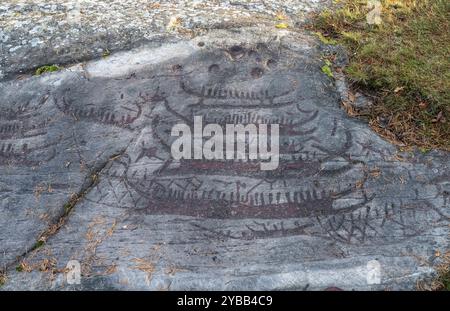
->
left=419, top=147, right=430, bottom=154
left=35, top=65, right=60, bottom=76
left=15, top=265, right=23, bottom=272
left=322, top=65, right=334, bottom=78
left=64, top=202, right=73, bottom=213
left=340, top=31, right=362, bottom=45
left=321, top=59, right=334, bottom=78
left=102, top=49, right=111, bottom=58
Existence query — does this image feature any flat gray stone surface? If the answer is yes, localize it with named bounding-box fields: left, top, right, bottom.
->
left=0, top=3, right=448, bottom=291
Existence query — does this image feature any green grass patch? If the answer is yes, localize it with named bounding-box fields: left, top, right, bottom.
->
left=313, top=0, right=449, bottom=150
left=35, top=64, right=60, bottom=76
left=441, top=271, right=450, bottom=291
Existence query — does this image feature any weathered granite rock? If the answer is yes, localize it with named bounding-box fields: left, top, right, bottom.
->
left=0, top=0, right=330, bottom=81
left=0, top=26, right=448, bottom=290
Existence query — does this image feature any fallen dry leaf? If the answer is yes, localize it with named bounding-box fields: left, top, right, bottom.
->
left=394, top=86, right=404, bottom=93
left=418, top=101, right=428, bottom=110
left=348, top=91, right=356, bottom=103
left=432, top=111, right=444, bottom=123
left=275, top=23, right=289, bottom=29
left=167, top=16, right=182, bottom=31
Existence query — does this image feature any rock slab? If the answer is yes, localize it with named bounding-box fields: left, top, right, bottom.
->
left=0, top=27, right=449, bottom=290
